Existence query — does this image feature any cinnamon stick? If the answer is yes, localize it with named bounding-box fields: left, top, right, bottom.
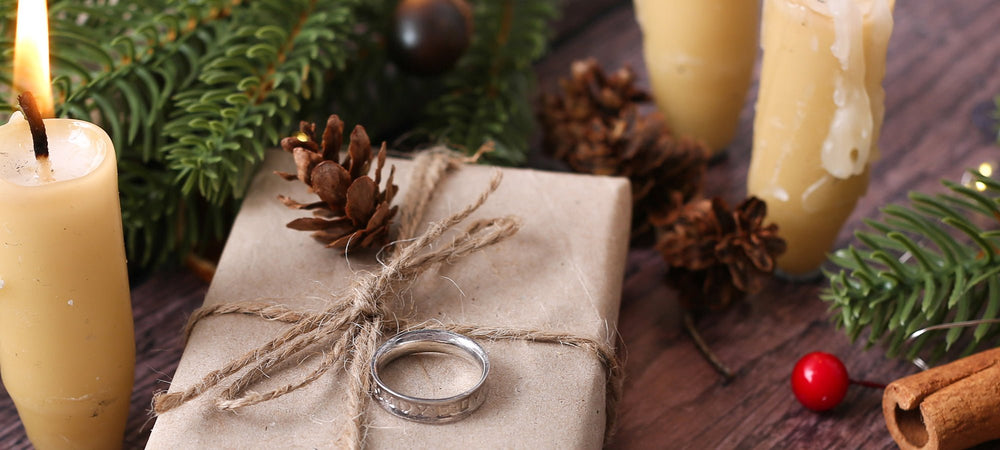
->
left=883, top=347, right=1000, bottom=450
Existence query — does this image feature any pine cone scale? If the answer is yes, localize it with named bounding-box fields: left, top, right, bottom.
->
left=311, top=218, right=357, bottom=241
left=382, top=165, right=398, bottom=203
left=321, top=116, right=343, bottom=161
left=374, top=143, right=388, bottom=186
left=346, top=126, right=373, bottom=179
left=311, top=161, right=352, bottom=211
left=277, top=195, right=325, bottom=210
left=346, top=177, right=378, bottom=227
left=292, top=148, right=323, bottom=186
left=287, top=217, right=344, bottom=231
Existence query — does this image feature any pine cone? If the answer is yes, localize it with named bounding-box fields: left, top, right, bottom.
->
left=276, top=115, right=399, bottom=251
left=539, top=58, right=650, bottom=163
left=538, top=59, right=709, bottom=233
left=656, top=197, right=786, bottom=311
left=624, top=112, right=709, bottom=231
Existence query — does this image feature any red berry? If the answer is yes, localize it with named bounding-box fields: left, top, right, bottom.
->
left=791, top=352, right=849, bottom=411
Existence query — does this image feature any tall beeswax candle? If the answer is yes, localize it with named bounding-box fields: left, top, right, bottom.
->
left=634, top=0, right=759, bottom=153
left=747, top=0, right=894, bottom=276
left=0, top=112, right=134, bottom=449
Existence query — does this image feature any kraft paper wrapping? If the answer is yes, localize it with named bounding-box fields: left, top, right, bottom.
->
left=146, top=150, right=631, bottom=449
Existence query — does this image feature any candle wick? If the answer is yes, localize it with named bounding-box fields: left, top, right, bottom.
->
left=17, top=91, right=50, bottom=160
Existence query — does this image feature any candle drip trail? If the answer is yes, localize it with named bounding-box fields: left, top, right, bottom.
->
left=17, top=92, right=49, bottom=159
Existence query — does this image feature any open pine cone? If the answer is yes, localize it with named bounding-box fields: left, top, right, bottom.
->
left=538, top=58, right=709, bottom=234
left=656, top=197, right=786, bottom=311
left=539, top=58, right=650, bottom=163
left=276, top=115, right=398, bottom=251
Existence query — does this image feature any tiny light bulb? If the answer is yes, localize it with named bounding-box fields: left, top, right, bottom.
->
left=962, top=161, right=995, bottom=192
left=978, top=162, right=993, bottom=178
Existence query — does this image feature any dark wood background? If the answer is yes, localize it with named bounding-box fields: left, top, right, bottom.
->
left=3, top=0, right=1000, bottom=448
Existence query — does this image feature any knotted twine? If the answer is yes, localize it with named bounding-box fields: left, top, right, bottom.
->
left=152, top=148, right=624, bottom=448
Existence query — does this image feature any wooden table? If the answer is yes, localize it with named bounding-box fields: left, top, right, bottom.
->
left=4, top=0, right=1000, bottom=448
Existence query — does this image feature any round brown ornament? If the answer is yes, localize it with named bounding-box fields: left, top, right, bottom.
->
left=388, top=0, right=473, bottom=76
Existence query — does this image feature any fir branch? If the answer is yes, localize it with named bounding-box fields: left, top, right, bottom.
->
left=57, top=0, right=240, bottom=266
left=161, top=0, right=361, bottom=203
left=0, top=0, right=560, bottom=268
left=420, top=0, right=558, bottom=165
left=1, top=0, right=363, bottom=267
left=823, top=170, right=1000, bottom=362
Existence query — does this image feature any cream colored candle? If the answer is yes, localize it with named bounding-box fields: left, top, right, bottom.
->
left=0, top=112, right=134, bottom=449
left=747, top=0, right=894, bottom=276
left=634, top=0, right=759, bottom=153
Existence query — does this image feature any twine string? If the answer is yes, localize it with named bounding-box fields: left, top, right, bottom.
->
left=152, top=148, right=623, bottom=448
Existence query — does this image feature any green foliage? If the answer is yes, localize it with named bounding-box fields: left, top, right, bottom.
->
left=420, top=0, right=558, bottom=165
left=823, top=170, right=1000, bottom=362
left=0, top=0, right=557, bottom=268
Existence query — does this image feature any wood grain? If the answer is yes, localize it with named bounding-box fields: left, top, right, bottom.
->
left=3, top=0, right=1000, bottom=448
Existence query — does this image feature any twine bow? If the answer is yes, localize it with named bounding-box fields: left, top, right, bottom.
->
left=152, top=148, right=623, bottom=448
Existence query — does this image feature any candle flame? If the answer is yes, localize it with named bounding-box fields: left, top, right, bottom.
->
left=13, top=0, right=55, bottom=119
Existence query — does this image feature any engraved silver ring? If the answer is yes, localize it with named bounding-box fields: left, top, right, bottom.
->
left=370, top=329, right=489, bottom=424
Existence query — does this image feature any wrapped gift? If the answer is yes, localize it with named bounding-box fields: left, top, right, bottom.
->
left=147, top=149, right=631, bottom=448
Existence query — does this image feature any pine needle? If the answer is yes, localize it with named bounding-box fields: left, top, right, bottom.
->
left=824, top=170, right=1000, bottom=362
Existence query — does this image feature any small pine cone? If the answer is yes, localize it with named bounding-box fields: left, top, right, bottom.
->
left=538, top=58, right=708, bottom=234
left=276, top=115, right=399, bottom=251
left=656, top=197, right=786, bottom=311
left=539, top=58, right=649, bottom=164
left=621, top=112, right=709, bottom=233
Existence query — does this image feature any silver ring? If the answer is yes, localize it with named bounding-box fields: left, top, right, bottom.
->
left=370, top=329, right=489, bottom=424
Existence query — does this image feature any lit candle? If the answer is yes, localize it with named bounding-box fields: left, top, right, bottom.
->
left=0, top=1, right=134, bottom=448
left=747, top=0, right=894, bottom=276
left=634, top=0, right=759, bottom=154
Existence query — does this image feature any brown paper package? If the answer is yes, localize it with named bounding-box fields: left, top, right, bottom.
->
left=146, top=150, right=632, bottom=449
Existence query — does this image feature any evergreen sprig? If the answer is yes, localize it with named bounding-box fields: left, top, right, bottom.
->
left=822, top=170, right=1000, bottom=362
left=161, top=0, right=360, bottom=203
left=0, top=0, right=557, bottom=268
left=420, top=0, right=557, bottom=165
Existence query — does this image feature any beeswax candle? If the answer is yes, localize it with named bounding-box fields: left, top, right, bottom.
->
left=0, top=111, right=134, bottom=449
left=747, top=0, right=894, bottom=276
left=634, top=0, right=759, bottom=153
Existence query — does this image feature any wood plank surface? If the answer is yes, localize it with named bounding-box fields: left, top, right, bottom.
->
left=3, top=0, right=1000, bottom=448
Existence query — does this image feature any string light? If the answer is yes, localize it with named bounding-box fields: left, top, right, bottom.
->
left=973, top=162, right=993, bottom=191
left=978, top=162, right=993, bottom=177
left=962, top=161, right=994, bottom=192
